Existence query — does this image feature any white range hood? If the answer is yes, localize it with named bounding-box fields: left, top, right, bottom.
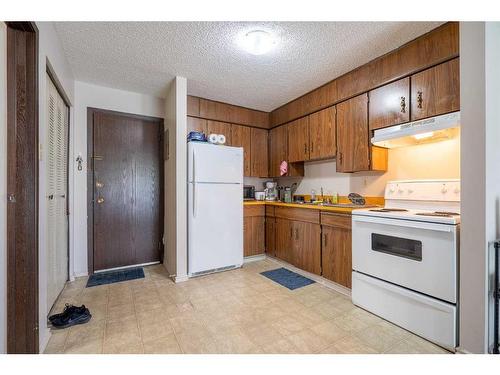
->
left=371, top=111, right=460, bottom=149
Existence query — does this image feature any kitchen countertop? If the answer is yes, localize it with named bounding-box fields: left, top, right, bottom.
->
left=243, top=200, right=380, bottom=214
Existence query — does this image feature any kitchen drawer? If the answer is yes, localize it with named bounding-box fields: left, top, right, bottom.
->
left=265, top=205, right=275, bottom=217
left=244, top=205, right=265, bottom=217
left=275, top=206, right=320, bottom=224
left=321, top=212, right=352, bottom=229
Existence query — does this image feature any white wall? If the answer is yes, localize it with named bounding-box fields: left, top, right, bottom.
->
left=459, top=21, right=500, bottom=354
left=0, top=22, right=7, bottom=355
left=278, top=135, right=460, bottom=198
left=164, top=77, right=188, bottom=281
left=36, top=21, right=76, bottom=353
left=72, top=81, right=165, bottom=277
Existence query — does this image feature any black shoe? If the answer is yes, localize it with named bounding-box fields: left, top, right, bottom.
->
left=51, top=306, right=92, bottom=329
left=48, top=304, right=87, bottom=323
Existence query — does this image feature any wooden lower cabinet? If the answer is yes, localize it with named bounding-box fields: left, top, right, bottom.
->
left=244, top=206, right=265, bottom=257
left=275, top=218, right=293, bottom=264
left=292, top=221, right=321, bottom=275
left=265, top=217, right=276, bottom=257
left=321, top=213, right=352, bottom=288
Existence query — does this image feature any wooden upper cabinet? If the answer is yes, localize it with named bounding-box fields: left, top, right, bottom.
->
left=231, top=125, right=251, bottom=176
left=411, top=58, right=460, bottom=121
left=336, top=94, right=370, bottom=173
left=187, top=116, right=207, bottom=135
left=308, top=106, right=336, bottom=160
left=369, top=77, right=410, bottom=130
left=187, top=96, right=200, bottom=116
left=207, top=120, right=232, bottom=145
left=250, top=128, right=268, bottom=177
left=287, top=117, right=309, bottom=162
left=269, top=125, right=287, bottom=178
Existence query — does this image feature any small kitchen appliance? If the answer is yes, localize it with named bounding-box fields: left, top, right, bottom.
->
left=254, top=191, right=266, bottom=201
left=243, top=185, right=255, bottom=200
left=351, top=179, right=460, bottom=351
left=264, top=181, right=278, bottom=201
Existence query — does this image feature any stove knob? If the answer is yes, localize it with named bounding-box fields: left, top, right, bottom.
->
left=408, top=189, right=414, bottom=194
left=454, top=187, right=460, bottom=194
left=441, top=185, right=448, bottom=194
left=398, top=189, right=404, bottom=194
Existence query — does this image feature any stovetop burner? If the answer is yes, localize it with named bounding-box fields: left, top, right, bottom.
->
left=415, top=211, right=460, bottom=217
left=369, top=208, right=409, bottom=213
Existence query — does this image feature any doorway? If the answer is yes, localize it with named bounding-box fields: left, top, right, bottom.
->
left=45, top=73, right=70, bottom=313
left=87, top=108, right=164, bottom=274
left=6, top=22, right=39, bottom=354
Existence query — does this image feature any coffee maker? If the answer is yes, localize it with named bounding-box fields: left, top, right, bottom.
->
left=264, top=181, right=278, bottom=201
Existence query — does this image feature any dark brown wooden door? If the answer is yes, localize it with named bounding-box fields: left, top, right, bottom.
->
left=336, top=94, right=370, bottom=173
left=308, top=106, right=336, bottom=160
left=411, top=58, right=460, bottom=121
left=250, top=127, right=268, bottom=177
left=369, top=77, right=410, bottom=130
left=322, top=223, right=352, bottom=288
left=91, top=110, right=163, bottom=271
left=6, top=23, right=39, bottom=354
left=231, top=124, right=251, bottom=176
left=287, top=117, right=309, bottom=162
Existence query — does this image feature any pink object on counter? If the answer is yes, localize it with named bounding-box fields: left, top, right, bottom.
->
left=280, top=160, right=288, bottom=176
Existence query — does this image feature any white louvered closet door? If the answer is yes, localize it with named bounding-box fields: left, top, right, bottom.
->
left=46, top=75, right=69, bottom=312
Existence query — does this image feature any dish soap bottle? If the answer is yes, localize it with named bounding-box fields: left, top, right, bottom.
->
left=331, top=192, right=339, bottom=204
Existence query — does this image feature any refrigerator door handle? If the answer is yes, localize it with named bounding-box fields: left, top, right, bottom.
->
left=193, top=150, right=196, bottom=218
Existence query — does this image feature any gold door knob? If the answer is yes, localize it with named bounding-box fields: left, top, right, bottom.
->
left=97, top=197, right=105, bottom=204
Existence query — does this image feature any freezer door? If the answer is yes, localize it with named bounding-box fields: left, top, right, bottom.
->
left=188, top=182, right=243, bottom=275
left=188, top=142, right=243, bottom=184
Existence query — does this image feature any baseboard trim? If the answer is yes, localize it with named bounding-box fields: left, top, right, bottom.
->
left=244, top=254, right=266, bottom=263
left=265, top=255, right=352, bottom=298
left=173, top=274, right=189, bottom=283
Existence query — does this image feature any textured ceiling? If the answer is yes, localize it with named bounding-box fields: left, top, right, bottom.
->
left=53, top=22, right=443, bottom=112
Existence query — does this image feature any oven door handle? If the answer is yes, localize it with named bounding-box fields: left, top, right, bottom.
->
left=352, top=215, right=454, bottom=233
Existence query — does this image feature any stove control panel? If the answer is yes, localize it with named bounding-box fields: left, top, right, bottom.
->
left=385, top=180, right=460, bottom=202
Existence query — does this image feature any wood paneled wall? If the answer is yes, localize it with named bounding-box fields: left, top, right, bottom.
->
left=270, top=22, right=459, bottom=127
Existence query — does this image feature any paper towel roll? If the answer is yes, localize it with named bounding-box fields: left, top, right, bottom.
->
left=208, top=133, right=218, bottom=144
left=217, top=134, right=226, bottom=145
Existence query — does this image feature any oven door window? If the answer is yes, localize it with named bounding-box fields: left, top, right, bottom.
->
left=371, top=233, right=422, bottom=261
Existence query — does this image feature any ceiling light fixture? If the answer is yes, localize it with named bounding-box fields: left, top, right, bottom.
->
left=239, top=30, right=276, bottom=55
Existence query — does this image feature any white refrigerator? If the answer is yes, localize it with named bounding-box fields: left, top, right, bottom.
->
left=187, top=142, right=243, bottom=276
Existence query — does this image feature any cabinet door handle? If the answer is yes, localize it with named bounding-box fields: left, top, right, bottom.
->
left=295, top=228, right=299, bottom=240
left=304, top=143, right=307, bottom=155
left=290, top=227, right=293, bottom=239
left=338, top=152, right=343, bottom=164
left=400, top=96, right=406, bottom=113
left=417, top=91, right=423, bottom=109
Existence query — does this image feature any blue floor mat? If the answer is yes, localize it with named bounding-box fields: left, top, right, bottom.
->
left=86, top=267, right=144, bottom=288
left=260, top=267, right=315, bottom=290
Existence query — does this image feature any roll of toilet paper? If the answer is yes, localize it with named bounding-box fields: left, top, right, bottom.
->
left=208, top=133, right=218, bottom=144
left=217, top=134, right=226, bottom=145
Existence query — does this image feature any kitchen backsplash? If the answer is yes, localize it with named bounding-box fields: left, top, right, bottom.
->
left=243, top=177, right=271, bottom=192
left=277, top=134, right=460, bottom=197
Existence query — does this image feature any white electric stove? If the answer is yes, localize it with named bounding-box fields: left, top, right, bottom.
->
left=351, top=179, right=460, bottom=351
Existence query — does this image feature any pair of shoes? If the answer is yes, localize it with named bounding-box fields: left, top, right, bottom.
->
left=49, top=304, right=92, bottom=329
left=48, top=304, right=86, bottom=323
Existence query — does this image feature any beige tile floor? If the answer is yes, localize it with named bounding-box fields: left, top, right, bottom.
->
left=44, top=259, right=450, bottom=354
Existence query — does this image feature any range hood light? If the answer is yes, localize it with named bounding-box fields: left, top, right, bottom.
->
left=413, top=131, right=434, bottom=140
